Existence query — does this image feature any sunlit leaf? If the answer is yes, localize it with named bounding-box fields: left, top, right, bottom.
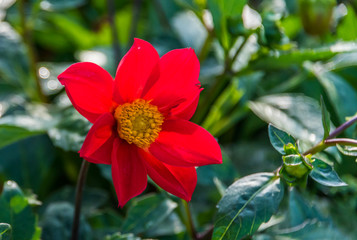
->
left=40, top=0, right=86, bottom=11
left=337, top=6, right=357, bottom=41
left=171, top=11, right=207, bottom=53
left=336, top=144, right=357, bottom=157
left=0, top=223, right=11, bottom=240
left=0, top=125, right=44, bottom=149
left=213, top=173, right=284, bottom=240
left=48, top=107, right=91, bottom=152
left=251, top=42, right=357, bottom=69
left=105, top=233, right=141, bottom=240
left=305, top=62, right=357, bottom=126
left=249, top=94, right=326, bottom=142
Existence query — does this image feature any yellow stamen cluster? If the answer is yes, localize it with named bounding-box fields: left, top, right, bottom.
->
left=114, top=99, right=164, bottom=148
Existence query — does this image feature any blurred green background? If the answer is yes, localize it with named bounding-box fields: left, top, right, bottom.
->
left=1, top=0, right=357, bottom=239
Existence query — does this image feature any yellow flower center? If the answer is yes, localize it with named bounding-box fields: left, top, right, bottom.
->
left=114, top=99, right=164, bottom=148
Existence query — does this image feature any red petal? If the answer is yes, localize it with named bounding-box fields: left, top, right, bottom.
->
left=139, top=149, right=196, bottom=201
left=113, top=38, right=160, bottom=103
left=79, top=113, right=115, bottom=164
left=58, top=62, right=114, bottom=123
left=143, top=48, right=201, bottom=118
left=149, top=119, right=222, bottom=167
left=111, top=139, right=147, bottom=207
left=170, top=89, right=202, bottom=120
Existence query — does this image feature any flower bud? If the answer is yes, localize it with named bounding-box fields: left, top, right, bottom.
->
left=283, top=154, right=311, bottom=178
left=299, top=0, right=336, bottom=36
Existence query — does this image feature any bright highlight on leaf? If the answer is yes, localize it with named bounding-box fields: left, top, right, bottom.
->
left=58, top=38, right=222, bottom=207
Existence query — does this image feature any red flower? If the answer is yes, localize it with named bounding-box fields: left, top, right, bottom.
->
left=58, top=39, right=222, bottom=207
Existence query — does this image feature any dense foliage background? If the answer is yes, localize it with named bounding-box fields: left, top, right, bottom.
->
left=1, top=0, right=357, bottom=239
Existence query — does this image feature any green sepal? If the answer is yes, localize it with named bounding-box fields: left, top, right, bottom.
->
left=283, top=154, right=311, bottom=179
left=284, top=143, right=299, bottom=155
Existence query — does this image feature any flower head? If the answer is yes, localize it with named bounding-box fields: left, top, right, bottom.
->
left=58, top=39, right=222, bottom=207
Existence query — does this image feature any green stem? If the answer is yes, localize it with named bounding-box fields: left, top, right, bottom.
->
left=326, top=115, right=357, bottom=139
left=182, top=200, right=198, bottom=240
left=107, top=0, right=121, bottom=65
left=304, top=138, right=357, bottom=156
left=198, top=33, right=213, bottom=62
left=128, top=0, right=142, bottom=46
left=153, top=0, right=171, bottom=30
left=71, top=160, right=90, bottom=240
left=303, top=115, right=357, bottom=156
left=18, top=0, right=46, bottom=102
left=226, top=36, right=250, bottom=71
left=324, top=138, right=357, bottom=146
left=303, top=141, right=326, bottom=156
left=194, top=35, right=251, bottom=124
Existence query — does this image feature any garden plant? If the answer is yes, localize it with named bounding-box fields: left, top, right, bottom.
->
left=1, top=0, right=357, bottom=239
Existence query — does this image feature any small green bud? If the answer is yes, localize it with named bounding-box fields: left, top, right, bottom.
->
left=283, top=143, right=299, bottom=155
left=283, top=154, right=310, bottom=178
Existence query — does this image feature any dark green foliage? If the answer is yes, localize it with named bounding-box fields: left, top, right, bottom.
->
left=0, top=181, right=41, bottom=240
left=120, top=194, right=178, bottom=235
left=213, top=173, right=284, bottom=240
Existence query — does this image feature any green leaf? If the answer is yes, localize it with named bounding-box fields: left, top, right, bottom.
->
left=40, top=0, right=86, bottom=11
left=268, top=124, right=296, bottom=155
left=0, top=223, right=11, bottom=240
left=0, top=22, right=39, bottom=100
left=249, top=94, right=326, bottom=142
left=213, top=173, right=284, bottom=240
left=197, top=151, right=238, bottom=186
left=0, top=125, right=44, bottom=149
left=88, top=210, right=124, bottom=238
left=202, top=78, right=244, bottom=136
left=45, top=13, right=95, bottom=49
left=105, top=233, right=141, bottom=240
left=120, top=194, right=178, bottom=235
left=288, top=188, right=324, bottom=226
left=43, top=186, right=108, bottom=216
left=251, top=41, right=357, bottom=70
left=145, top=213, right=185, bottom=237
left=0, top=135, right=55, bottom=193
left=41, top=202, right=91, bottom=240
left=320, top=96, right=331, bottom=139
left=275, top=189, right=349, bottom=240
left=336, top=144, right=357, bottom=157
left=171, top=11, right=207, bottom=53
left=0, top=181, right=41, bottom=240
left=207, top=0, right=240, bottom=50
left=325, top=52, right=357, bottom=71
left=306, top=62, right=357, bottom=125
left=48, top=107, right=91, bottom=152
left=223, top=0, right=246, bottom=18
left=337, top=6, right=357, bottom=41
left=309, top=158, right=347, bottom=187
